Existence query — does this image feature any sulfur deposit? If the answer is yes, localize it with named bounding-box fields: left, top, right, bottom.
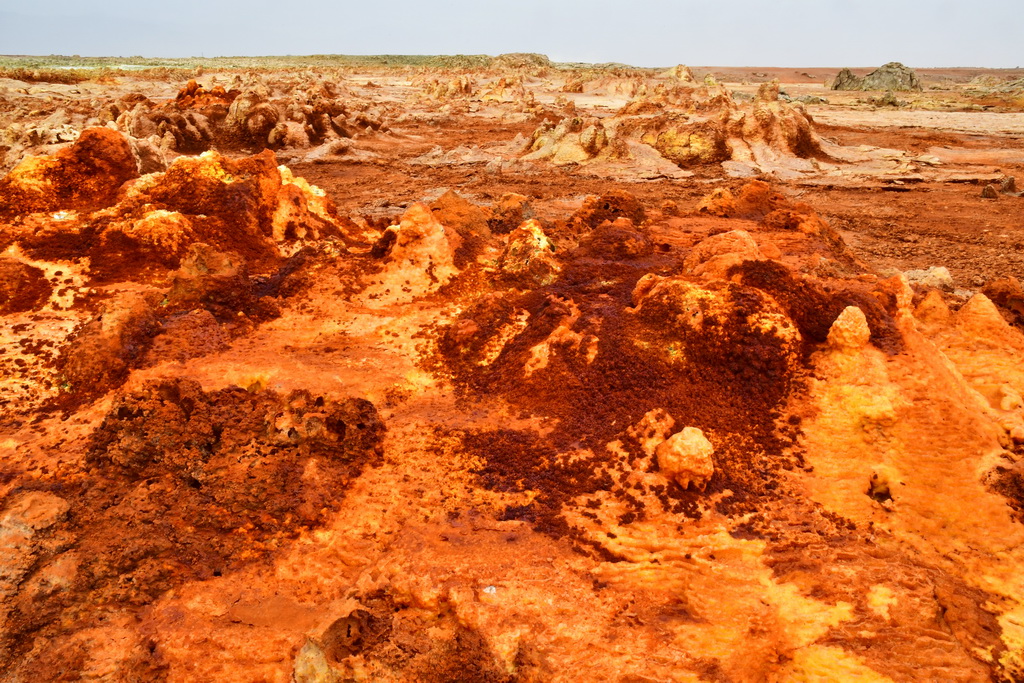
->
left=2, top=58, right=1024, bottom=683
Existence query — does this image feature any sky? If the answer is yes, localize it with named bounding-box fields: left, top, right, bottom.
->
left=1, top=0, right=1022, bottom=68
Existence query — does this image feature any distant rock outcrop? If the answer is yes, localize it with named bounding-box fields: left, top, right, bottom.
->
left=492, top=53, right=552, bottom=70
left=521, top=79, right=825, bottom=178
left=832, top=62, right=922, bottom=92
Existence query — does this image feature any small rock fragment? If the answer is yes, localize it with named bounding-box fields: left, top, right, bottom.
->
left=868, top=468, right=899, bottom=505
left=656, top=427, right=715, bottom=491
left=904, top=266, right=953, bottom=291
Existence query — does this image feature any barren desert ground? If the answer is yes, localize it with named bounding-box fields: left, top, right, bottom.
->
left=2, top=55, right=1024, bottom=681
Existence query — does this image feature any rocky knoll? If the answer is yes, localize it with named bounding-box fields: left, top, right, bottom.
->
left=832, top=61, right=923, bottom=91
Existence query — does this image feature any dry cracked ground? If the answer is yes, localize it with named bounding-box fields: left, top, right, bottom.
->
left=1, top=57, right=1024, bottom=682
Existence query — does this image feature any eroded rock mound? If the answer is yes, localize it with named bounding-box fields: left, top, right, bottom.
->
left=436, top=204, right=857, bottom=541
left=0, top=131, right=357, bottom=279
left=0, top=103, right=96, bottom=174
left=492, top=53, right=552, bottom=71
left=832, top=62, right=922, bottom=91
left=107, top=75, right=392, bottom=161
left=361, top=202, right=459, bottom=306
left=0, top=127, right=138, bottom=218
left=521, top=80, right=825, bottom=177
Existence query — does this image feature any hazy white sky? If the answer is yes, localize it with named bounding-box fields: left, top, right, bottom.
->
left=1, top=0, right=1021, bottom=67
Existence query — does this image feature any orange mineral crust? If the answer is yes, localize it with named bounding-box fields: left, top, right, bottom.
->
left=1, top=60, right=1024, bottom=682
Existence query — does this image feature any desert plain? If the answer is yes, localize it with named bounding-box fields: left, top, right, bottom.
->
left=1, top=54, right=1024, bottom=681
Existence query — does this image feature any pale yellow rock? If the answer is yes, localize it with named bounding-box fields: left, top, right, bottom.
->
left=550, top=139, right=590, bottom=165
left=656, top=427, right=715, bottom=490
left=291, top=641, right=341, bottom=683
left=780, top=645, right=895, bottom=682
left=499, top=219, right=560, bottom=286
left=668, top=64, right=696, bottom=83
left=827, top=305, right=870, bottom=351
left=273, top=165, right=337, bottom=242
left=866, top=584, right=897, bottom=620
left=867, top=465, right=903, bottom=506
left=579, top=124, right=607, bottom=155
